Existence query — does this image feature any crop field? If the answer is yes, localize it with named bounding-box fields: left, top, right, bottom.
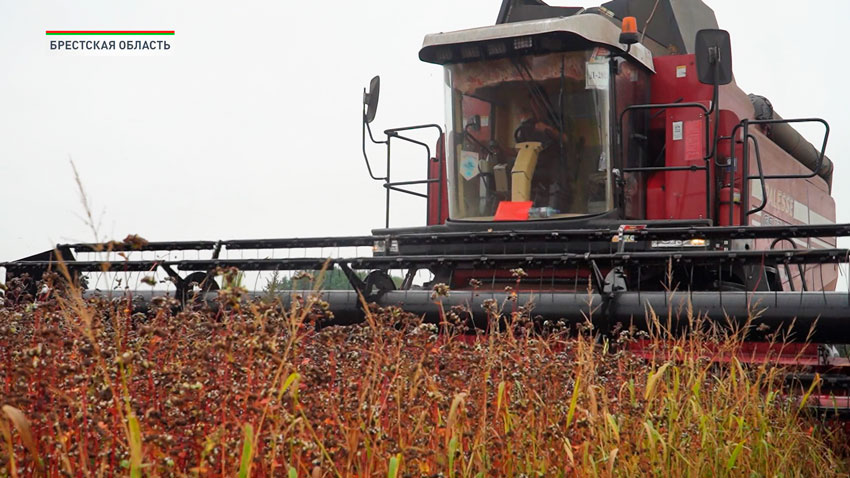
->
left=1, top=269, right=848, bottom=477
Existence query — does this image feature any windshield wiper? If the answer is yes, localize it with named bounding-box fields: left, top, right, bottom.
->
left=511, top=59, right=560, bottom=127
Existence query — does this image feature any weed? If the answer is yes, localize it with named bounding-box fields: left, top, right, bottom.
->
left=0, top=271, right=847, bottom=477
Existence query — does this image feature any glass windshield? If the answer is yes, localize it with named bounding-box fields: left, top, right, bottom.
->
left=444, top=49, right=612, bottom=221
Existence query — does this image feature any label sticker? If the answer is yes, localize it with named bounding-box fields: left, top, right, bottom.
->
left=586, top=62, right=609, bottom=89
left=684, top=119, right=703, bottom=160
left=672, top=121, right=683, bottom=141
left=676, top=65, right=687, bottom=78
left=459, top=151, right=479, bottom=181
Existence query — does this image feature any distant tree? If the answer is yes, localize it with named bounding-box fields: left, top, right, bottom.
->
left=265, top=268, right=365, bottom=293
left=265, top=268, right=403, bottom=293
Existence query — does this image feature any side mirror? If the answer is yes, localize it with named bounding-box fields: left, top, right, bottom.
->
left=695, top=29, right=733, bottom=85
left=363, top=75, right=380, bottom=124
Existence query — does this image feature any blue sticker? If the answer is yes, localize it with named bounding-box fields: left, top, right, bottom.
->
left=460, top=151, right=479, bottom=181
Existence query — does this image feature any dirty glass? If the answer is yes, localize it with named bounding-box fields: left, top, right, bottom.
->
left=444, top=49, right=612, bottom=221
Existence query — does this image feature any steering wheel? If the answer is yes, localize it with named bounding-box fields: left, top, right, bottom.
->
left=514, top=119, right=553, bottom=151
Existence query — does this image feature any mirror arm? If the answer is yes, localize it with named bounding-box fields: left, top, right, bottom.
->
left=705, top=62, right=722, bottom=160
left=362, top=101, right=388, bottom=181
left=366, top=116, right=387, bottom=146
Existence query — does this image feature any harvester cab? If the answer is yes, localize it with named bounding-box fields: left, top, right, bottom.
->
left=368, top=0, right=825, bottom=226
left=3, top=0, right=850, bottom=415
left=363, top=1, right=660, bottom=227
left=361, top=0, right=836, bottom=294
left=420, top=6, right=657, bottom=223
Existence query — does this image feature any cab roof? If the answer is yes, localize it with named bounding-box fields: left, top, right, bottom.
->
left=419, top=13, right=654, bottom=72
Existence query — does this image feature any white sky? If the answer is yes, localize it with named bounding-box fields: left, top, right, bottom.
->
left=1, top=0, right=848, bottom=261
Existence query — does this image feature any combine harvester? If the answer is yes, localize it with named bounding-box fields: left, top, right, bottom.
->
left=4, top=0, right=850, bottom=413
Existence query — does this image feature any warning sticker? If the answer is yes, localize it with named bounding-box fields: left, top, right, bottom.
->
left=676, top=65, right=687, bottom=78
left=672, top=121, right=683, bottom=141
left=684, top=120, right=703, bottom=160
left=459, top=151, right=479, bottom=181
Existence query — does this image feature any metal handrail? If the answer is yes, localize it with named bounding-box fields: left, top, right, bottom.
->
left=618, top=102, right=712, bottom=220
left=728, top=117, right=830, bottom=225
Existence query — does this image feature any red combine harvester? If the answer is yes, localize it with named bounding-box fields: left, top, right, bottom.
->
left=3, top=0, right=849, bottom=414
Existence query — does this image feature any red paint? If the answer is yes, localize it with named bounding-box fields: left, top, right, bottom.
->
left=648, top=54, right=713, bottom=221
left=665, top=108, right=710, bottom=219
left=427, top=133, right=449, bottom=225
left=645, top=172, right=666, bottom=219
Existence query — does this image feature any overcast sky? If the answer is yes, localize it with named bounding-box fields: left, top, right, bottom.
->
left=1, top=0, right=848, bottom=263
